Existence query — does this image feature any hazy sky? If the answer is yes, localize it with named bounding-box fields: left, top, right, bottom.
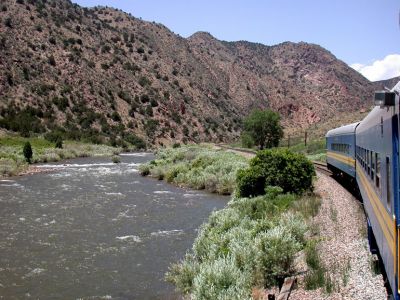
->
left=73, top=0, right=400, bottom=81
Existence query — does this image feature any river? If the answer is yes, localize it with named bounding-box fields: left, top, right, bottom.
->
left=0, top=153, right=228, bottom=299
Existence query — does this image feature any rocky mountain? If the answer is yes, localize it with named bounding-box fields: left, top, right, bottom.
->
left=374, top=76, right=400, bottom=90
left=0, top=0, right=379, bottom=146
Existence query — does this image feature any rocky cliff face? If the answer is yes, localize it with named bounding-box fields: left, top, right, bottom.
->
left=0, top=0, right=378, bottom=145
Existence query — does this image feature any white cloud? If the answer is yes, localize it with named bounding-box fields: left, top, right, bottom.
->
left=350, top=54, right=400, bottom=82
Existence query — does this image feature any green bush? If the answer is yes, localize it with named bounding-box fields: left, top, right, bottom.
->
left=23, top=142, right=33, bottom=163
left=139, top=164, right=150, bottom=176
left=112, top=155, right=121, bottom=163
left=236, top=149, right=315, bottom=197
left=55, top=139, right=63, bottom=149
left=124, top=134, right=146, bottom=150
left=45, top=131, right=63, bottom=143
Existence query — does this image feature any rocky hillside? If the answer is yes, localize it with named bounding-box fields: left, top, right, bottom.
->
left=375, top=76, right=400, bottom=90
left=0, top=0, right=378, bottom=146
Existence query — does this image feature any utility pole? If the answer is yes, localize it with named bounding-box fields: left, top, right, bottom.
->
left=304, top=131, right=307, bottom=146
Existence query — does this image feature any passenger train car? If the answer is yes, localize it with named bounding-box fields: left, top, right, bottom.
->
left=326, top=80, right=400, bottom=298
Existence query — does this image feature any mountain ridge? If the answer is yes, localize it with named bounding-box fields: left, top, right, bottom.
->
left=0, top=0, right=383, bottom=146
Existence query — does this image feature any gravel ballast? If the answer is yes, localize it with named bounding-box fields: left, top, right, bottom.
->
left=290, top=172, right=387, bottom=299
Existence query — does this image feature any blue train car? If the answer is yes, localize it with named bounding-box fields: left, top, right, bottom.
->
left=326, top=122, right=359, bottom=178
left=355, top=81, right=400, bottom=298
left=325, top=80, right=400, bottom=298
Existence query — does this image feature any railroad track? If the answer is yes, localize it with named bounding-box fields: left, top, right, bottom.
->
left=216, top=144, right=332, bottom=178
left=312, top=161, right=332, bottom=176
left=215, top=144, right=257, bottom=155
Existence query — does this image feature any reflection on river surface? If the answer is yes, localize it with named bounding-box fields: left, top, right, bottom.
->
left=0, top=153, right=228, bottom=299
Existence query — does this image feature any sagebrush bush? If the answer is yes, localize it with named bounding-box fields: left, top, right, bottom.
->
left=192, top=256, right=253, bottom=300
left=167, top=186, right=308, bottom=298
left=236, top=148, right=315, bottom=197
left=141, top=145, right=248, bottom=194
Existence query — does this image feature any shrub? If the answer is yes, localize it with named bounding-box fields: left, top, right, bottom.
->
left=236, top=149, right=315, bottom=197
left=144, top=119, right=159, bottom=139
left=124, top=134, right=146, bottom=150
left=138, top=76, right=151, bottom=87
left=111, top=112, right=121, bottom=122
left=241, top=132, right=254, bottom=148
left=101, top=44, right=111, bottom=53
left=139, top=164, right=150, bottom=176
left=23, top=142, right=33, bottom=163
left=48, top=55, right=56, bottom=66
left=55, top=139, right=63, bottom=149
left=167, top=184, right=308, bottom=297
left=112, top=155, right=121, bottom=163
left=4, top=17, right=12, bottom=28
left=191, top=256, right=252, bottom=300
left=145, top=105, right=153, bottom=117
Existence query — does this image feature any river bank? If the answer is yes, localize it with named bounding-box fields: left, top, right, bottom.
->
left=139, top=145, right=249, bottom=195
left=0, top=135, right=123, bottom=178
left=154, top=145, right=385, bottom=299
left=142, top=145, right=315, bottom=298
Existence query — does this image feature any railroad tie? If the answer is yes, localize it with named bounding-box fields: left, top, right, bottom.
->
left=277, top=276, right=296, bottom=300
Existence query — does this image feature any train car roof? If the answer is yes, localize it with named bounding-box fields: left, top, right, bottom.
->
left=326, top=122, right=360, bottom=137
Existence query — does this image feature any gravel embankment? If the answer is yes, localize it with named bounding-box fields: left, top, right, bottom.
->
left=291, top=172, right=387, bottom=299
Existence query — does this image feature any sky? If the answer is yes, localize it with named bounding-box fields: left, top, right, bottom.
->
left=73, top=0, right=400, bottom=82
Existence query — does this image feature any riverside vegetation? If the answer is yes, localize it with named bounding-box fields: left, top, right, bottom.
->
left=139, top=145, right=249, bottom=195
left=0, top=135, right=122, bottom=177
left=141, top=145, right=317, bottom=299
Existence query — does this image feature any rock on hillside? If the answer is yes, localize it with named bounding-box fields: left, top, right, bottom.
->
left=0, top=0, right=378, bottom=146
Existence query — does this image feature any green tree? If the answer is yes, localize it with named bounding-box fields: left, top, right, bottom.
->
left=23, top=142, right=33, bottom=163
left=243, top=109, right=283, bottom=149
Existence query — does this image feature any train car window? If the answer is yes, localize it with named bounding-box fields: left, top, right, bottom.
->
left=356, top=146, right=359, bottom=161
left=386, top=157, right=390, bottom=210
left=362, top=148, right=365, bottom=168
left=363, top=149, right=366, bottom=168
left=370, top=151, right=375, bottom=180
left=367, top=150, right=370, bottom=175
left=376, top=153, right=381, bottom=190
